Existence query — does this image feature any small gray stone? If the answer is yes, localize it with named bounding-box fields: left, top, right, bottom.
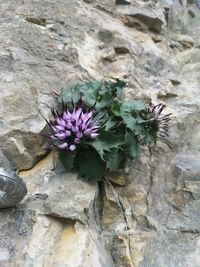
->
left=98, top=29, right=115, bottom=43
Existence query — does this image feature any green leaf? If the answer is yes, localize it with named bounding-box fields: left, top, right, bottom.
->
left=77, top=149, right=106, bottom=180
left=111, top=101, right=121, bottom=116
left=121, top=111, right=137, bottom=130
left=82, top=81, right=102, bottom=107
left=59, top=84, right=78, bottom=105
left=59, top=150, right=77, bottom=170
left=90, top=132, right=125, bottom=159
left=59, top=80, right=102, bottom=108
left=122, top=100, right=145, bottom=111
left=104, top=118, right=117, bottom=131
left=109, top=79, right=126, bottom=98
left=99, top=80, right=125, bottom=100
left=124, top=132, right=139, bottom=159
left=121, top=100, right=145, bottom=130
left=104, top=148, right=124, bottom=171
left=86, top=80, right=102, bottom=92
left=96, top=91, right=113, bottom=109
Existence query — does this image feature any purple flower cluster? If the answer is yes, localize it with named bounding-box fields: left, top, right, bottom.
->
left=48, top=99, right=100, bottom=151
left=147, top=102, right=172, bottom=137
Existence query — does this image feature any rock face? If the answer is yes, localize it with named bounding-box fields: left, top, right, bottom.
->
left=129, top=7, right=165, bottom=33
left=1, top=0, right=200, bottom=266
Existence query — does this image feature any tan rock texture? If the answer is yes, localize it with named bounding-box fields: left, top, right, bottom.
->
left=1, top=0, right=200, bottom=266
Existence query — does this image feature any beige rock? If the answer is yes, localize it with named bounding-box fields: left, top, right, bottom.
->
left=1, top=0, right=200, bottom=266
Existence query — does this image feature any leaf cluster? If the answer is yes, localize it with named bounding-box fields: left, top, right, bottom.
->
left=58, top=80, right=158, bottom=180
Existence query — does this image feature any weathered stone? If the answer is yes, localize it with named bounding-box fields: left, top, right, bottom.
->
left=121, top=16, right=149, bottom=32
left=151, top=33, right=163, bottom=43
left=172, top=34, right=194, bottom=48
left=42, top=172, right=97, bottom=224
left=159, top=0, right=173, bottom=10
left=175, top=48, right=200, bottom=65
left=112, top=37, right=133, bottom=54
left=98, top=29, right=115, bottom=43
left=187, top=15, right=200, bottom=37
left=102, top=59, right=129, bottom=79
left=167, top=0, right=189, bottom=33
left=138, top=231, right=200, bottom=267
left=101, top=47, right=116, bottom=62
left=184, top=181, right=200, bottom=200
left=95, top=0, right=116, bottom=14
left=116, top=5, right=165, bottom=33
left=111, top=234, right=136, bottom=267
left=4, top=154, right=114, bottom=267
left=129, top=7, right=166, bottom=32
left=196, top=0, right=200, bottom=8
left=1, top=0, right=200, bottom=266
left=108, top=171, right=129, bottom=186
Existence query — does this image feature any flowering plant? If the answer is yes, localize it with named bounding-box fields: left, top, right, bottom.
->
left=44, top=80, right=171, bottom=180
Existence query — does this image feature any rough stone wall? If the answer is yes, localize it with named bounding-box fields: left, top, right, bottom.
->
left=1, top=0, right=200, bottom=266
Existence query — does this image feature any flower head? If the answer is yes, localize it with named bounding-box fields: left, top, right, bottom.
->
left=146, top=102, right=172, bottom=137
left=47, top=97, right=100, bottom=151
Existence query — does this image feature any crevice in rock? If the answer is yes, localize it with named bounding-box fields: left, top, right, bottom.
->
left=96, top=6, right=114, bottom=14
left=146, top=167, right=154, bottom=216
left=25, top=17, right=46, bottom=27
left=100, top=178, right=137, bottom=266
left=180, top=228, right=200, bottom=234
left=45, top=214, right=81, bottom=226
left=45, top=213, right=84, bottom=226
left=83, top=181, right=104, bottom=230
left=104, top=179, right=130, bottom=230
left=97, top=180, right=105, bottom=229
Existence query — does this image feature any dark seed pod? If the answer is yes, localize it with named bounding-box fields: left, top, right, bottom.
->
left=147, top=102, right=172, bottom=137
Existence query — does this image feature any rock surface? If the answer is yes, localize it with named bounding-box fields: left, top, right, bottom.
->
left=1, top=0, right=200, bottom=266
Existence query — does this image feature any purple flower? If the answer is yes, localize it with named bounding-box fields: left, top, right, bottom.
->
left=46, top=97, right=100, bottom=150
left=69, top=144, right=76, bottom=151
left=147, top=102, right=172, bottom=137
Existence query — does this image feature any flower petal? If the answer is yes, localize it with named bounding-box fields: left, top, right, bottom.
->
left=69, top=144, right=76, bottom=151
left=63, top=111, right=71, bottom=121
left=90, top=133, right=99, bottom=139
left=75, top=138, right=80, bottom=144
left=65, top=130, right=72, bottom=137
left=55, top=125, right=65, bottom=131
left=83, top=128, right=92, bottom=135
left=55, top=132, right=67, bottom=140
left=71, top=125, right=79, bottom=133
left=56, top=118, right=66, bottom=127
left=57, top=142, right=68, bottom=149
